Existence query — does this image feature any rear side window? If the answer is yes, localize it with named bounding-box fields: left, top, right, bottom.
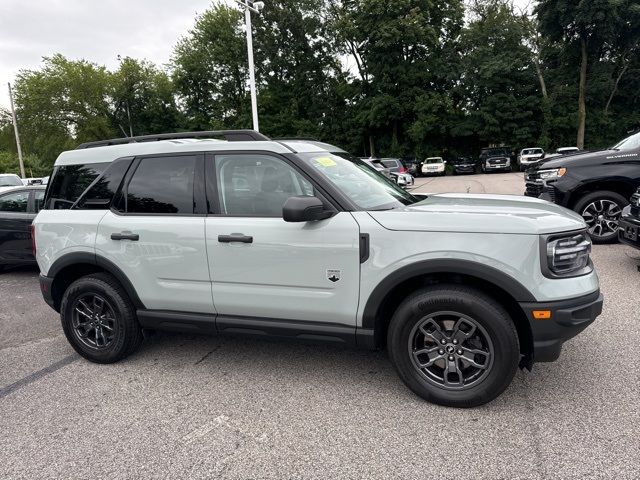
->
left=0, top=191, right=29, bottom=212
left=45, top=163, right=108, bottom=209
left=124, top=156, right=196, bottom=214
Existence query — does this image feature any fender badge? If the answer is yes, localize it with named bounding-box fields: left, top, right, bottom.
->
left=327, top=269, right=341, bottom=282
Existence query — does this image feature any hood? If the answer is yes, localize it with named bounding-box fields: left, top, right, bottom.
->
left=536, top=149, right=609, bottom=169
left=369, top=193, right=586, bottom=235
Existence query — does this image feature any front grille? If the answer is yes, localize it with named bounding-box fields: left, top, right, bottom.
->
left=525, top=183, right=543, bottom=197
left=488, top=157, right=508, bottom=165
left=631, top=192, right=640, bottom=216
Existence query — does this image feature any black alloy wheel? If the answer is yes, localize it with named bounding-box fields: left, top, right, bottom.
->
left=409, top=312, right=494, bottom=390
left=575, top=190, right=628, bottom=244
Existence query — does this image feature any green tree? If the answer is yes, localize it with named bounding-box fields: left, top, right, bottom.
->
left=171, top=4, right=249, bottom=130
left=111, top=57, right=182, bottom=137
left=458, top=0, right=541, bottom=150
left=536, top=0, right=627, bottom=148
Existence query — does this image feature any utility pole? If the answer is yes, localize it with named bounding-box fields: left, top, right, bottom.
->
left=7, top=82, right=26, bottom=179
left=235, top=0, right=264, bottom=132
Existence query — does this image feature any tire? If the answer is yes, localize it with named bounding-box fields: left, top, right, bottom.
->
left=387, top=284, right=519, bottom=408
left=60, top=272, right=143, bottom=363
left=573, top=190, right=628, bottom=244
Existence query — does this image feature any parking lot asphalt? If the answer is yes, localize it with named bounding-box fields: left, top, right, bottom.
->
left=1, top=172, right=639, bottom=479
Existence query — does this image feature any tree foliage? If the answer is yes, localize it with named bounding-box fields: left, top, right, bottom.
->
left=2, top=0, right=640, bottom=176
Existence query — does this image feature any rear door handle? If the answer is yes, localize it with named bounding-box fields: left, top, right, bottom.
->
left=111, top=231, right=139, bottom=241
left=218, top=234, right=253, bottom=244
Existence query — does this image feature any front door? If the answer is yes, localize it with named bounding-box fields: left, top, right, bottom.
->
left=205, top=153, right=361, bottom=326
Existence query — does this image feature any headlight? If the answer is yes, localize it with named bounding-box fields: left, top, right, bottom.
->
left=538, top=167, right=566, bottom=181
left=544, top=231, right=592, bottom=277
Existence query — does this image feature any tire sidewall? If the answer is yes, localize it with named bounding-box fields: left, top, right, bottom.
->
left=388, top=287, right=519, bottom=407
left=61, top=276, right=132, bottom=362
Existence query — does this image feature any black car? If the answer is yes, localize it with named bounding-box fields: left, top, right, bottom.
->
left=480, top=147, right=512, bottom=173
left=451, top=157, right=476, bottom=175
left=525, top=130, right=640, bottom=243
left=0, top=185, right=45, bottom=271
left=619, top=188, right=640, bottom=249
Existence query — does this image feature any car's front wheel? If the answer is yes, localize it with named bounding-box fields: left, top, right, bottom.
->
left=574, top=190, right=627, bottom=244
left=387, top=284, right=519, bottom=408
left=60, top=272, right=143, bottom=363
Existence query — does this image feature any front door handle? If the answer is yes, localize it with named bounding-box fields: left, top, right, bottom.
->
left=218, top=234, right=253, bottom=244
left=111, top=231, right=139, bottom=241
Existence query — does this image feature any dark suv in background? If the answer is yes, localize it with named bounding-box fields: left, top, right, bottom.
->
left=619, top=187, right=640, bottom=249
left=525, top=130, right=640, bottom=243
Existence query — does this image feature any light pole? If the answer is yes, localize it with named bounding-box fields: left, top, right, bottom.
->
left=235, top=0, right=264, bottom=132
left=7, top=83, right=26, bottom=179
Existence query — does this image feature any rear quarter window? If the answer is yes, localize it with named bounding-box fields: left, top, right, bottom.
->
left=45, top=163, right=108, bottom=209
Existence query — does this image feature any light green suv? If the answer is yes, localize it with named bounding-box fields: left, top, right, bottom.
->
left=34, top=131, right=603, bottom=407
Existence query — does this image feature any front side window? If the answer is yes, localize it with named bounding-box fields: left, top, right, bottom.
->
left=45, top=163, right=108, bottom=209
left=125, top=156, right=196, bottom=214
left=215, top=154, right=314, bottom=216
left=298, top=152, right=416, bottom=210
left=0, top=191, right=29, bottom=212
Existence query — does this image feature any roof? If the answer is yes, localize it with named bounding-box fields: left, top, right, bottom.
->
left=55, top=139, right=295, bottom=166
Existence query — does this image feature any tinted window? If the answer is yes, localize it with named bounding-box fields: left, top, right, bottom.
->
left=45, top=163, right=108, bottom=209
left=0, top=191, right=29, bottom=212
left=34, top=190, right=45, bottom=212
left=215, top=154, right=314, bottom=216
left=0, top=175, right=23, bottom=187
left=126, top=156, right=196, bottom=214
left=381, top=160, right=398, bottom=168
left=75, top=159, right=132, bottom=209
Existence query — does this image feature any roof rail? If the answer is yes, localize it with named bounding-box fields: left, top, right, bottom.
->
left=75, top=130, right=270, bottom=150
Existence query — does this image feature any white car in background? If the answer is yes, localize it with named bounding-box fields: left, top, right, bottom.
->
left=0, top=173, right=24, bottom=193
left=517, top=148, right=544, bottom=171
left=543, top=147, right=581, bottom=161
left=421, top=157, right=446, bottom=176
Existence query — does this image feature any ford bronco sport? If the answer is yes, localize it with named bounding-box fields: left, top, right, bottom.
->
left=34, top=130, right=603, bottom=407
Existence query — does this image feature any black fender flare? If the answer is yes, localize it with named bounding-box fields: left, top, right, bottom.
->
left=361, top=258, right=536, bottom=329
left=47, top=252, right=145, bottom=309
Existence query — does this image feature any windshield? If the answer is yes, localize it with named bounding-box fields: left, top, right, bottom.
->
left=298, top=152, right=417, bottom=210
left=0, top=176, right=22, bottom=187
left=611, top=131, right=640, bottom=151
left=482, top=148, right=509, bottom=156
left=426, top=158, right=443, bottom=164
left=523, top=149, right=542, bottom=155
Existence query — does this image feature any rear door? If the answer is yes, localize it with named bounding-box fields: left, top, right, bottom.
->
left=96, top=154, right=213, bottom=314
left=204, top=152, right=361, bottom=327
left=0, top=189, right=34, bottom=262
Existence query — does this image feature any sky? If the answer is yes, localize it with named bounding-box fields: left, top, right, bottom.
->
left=0, top=0, right=533, bottom=111
left=0, top=0, right=216, bottom=109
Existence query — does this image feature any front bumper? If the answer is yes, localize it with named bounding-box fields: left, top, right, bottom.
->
left=619, top=206, right=640, bottom=250
left=520, top=290, right=603, bottom=362
left=484, top=163, right=510, bottom=171
left=39, top=274, right=56, bottom=310
left=454, top=166, right=475, bottom=174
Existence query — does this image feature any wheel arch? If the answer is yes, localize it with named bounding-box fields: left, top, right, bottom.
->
left=361, top=259, right=535, bottom=365
left=567, top=180, right=635, bottom=210
left=48, top=252, right=144, bottom=312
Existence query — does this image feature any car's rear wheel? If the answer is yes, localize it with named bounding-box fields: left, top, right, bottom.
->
left=60, top=272, right=143, bottom=363
left=387, top=284, right=519, bottom=408
left=574, top=190, right=627, bottom=244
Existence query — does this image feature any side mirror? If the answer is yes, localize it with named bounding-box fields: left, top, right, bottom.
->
left=283, top=196, right=333, bottom=222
